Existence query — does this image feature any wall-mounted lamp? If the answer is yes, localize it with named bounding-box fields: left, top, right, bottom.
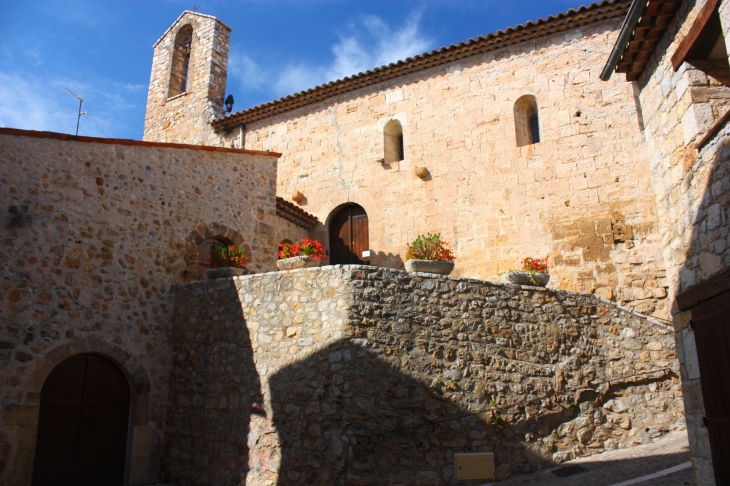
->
left=224, top=94, right=234, bottom=114
left=415, top=167, right=428, bottom=178
left=291, top=190, right=304, bottom=203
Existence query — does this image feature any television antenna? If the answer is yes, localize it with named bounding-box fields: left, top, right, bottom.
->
left=192, top=4, right=200, bottom=12
left=64, top=88, right=87, bottom=136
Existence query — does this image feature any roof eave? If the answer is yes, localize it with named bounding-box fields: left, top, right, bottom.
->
left=600, top=0, right=650, bottom=80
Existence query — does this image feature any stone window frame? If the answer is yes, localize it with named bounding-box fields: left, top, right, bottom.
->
left=383, top=119, right=405, bottom=163
left=514, top=94, right=541, bottom=147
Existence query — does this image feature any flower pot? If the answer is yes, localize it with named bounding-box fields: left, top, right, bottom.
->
left=404, top=259, right=455, bottom=276
left=206, top=267, right=246, bottom=280
left=277, top=255, right=322, bottom=271
left=500, top=271, right=550, bottom=287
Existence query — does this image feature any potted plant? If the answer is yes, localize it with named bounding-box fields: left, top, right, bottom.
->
left=404, top=233, right=456, bottom=275
left=277, top=237, right=326, bottom=270
left=500, top=257, right=550, bottom=286
left=206, top=243, right=249, bottom=279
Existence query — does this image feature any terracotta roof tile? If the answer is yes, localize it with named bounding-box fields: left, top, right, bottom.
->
left=213, top=0, right=630, bottom=130
left=0, top=127, right=281, bottom=157
left=611, top=0, right=681, bottom=81
left=276, top=197, right=319, bottom=229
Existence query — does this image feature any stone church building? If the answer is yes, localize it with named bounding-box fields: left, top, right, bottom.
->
left=1, top=0, right=729, bottom=485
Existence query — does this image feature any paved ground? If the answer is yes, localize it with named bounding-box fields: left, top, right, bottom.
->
left=488, top=429, right=691, bottom=486
left=152, top=430, right=691, bottom=486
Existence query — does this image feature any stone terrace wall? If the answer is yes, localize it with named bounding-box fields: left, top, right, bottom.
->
left=169, top=265, right=683, bottom=485
left=0, top=130, right=278, bottom=486
left=226, top=17, right=670, bottom=318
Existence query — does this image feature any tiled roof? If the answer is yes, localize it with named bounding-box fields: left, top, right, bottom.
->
left=609, top=0, right=681, bottom=81
left=0, top=127, right=281, bottom=157
left=276, top=197, right=319, bottom=229
left=213, top=0, right=630, bottom=130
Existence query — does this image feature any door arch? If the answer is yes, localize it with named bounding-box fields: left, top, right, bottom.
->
left=32, top=354, right=130, bottom=486
left=329, top=204, right=369, bottom=265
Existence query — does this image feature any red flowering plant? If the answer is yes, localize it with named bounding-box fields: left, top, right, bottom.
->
left=278, top=237, right=326, bottom=260
left=522, top=257, right=549, bottom=274
left=405, top=233, right=455, bottom=262
left=208, top=243, right=249, bottom=269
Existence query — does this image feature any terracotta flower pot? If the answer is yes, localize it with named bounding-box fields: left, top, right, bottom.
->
left=206, top=267, right=246, bottom=280
left=404, top=259, right=455, bottom=276
left=277, top=255, right=322, bottom=271
left=500, top=271, right=550, bottom=287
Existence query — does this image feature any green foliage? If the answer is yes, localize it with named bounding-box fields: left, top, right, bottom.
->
left=405, top=233, right=455, bottom=262
left=209, top=243, right=248, bottom=269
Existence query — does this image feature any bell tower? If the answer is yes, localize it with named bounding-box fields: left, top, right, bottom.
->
left=143, top=11, right=231, bottom=145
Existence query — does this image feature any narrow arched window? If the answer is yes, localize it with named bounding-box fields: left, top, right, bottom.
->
left=168, top=24, right=193, bottom=98
left=383, top=119, right=404, bottom=163
left=514, top=95, right=540, bottom=147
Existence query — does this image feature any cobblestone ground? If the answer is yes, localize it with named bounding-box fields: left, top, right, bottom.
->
left=486, top=429, right=690, bottom=486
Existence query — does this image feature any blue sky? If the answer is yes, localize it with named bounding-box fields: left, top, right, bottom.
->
left=1, top=0, right=583, bottom=140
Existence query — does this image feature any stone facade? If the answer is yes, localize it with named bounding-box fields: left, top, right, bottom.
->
left=143, top=7, right=673, bottom=320
left=168, top=265, right=683, bottom=485
left=629, top=0, right=730, bottom=483
left=143, top=11, right=232, bottom=146
left=0, top=129, right=279, bottom=485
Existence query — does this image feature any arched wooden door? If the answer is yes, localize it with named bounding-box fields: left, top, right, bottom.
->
left=329, top=204, right=369, bottom=265
left=32, top=354, right=130, bottom=486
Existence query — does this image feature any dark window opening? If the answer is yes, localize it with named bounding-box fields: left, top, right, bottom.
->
left=530, top=116, right=540, bottom=144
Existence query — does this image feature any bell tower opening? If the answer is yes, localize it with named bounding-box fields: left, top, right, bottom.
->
left=168, top=24, right=193, bottom=98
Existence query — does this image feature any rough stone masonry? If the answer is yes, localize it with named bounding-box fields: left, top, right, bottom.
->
left=168, top=266, right=684, bottom=486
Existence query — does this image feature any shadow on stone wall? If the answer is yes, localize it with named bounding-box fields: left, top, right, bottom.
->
left=676, top=137, right=730, bottom=296
left=671, top=135, right=730, bottom=485
left=163, top=279, right=264, bottom=486
left=268, top=338, right=668, bottom=485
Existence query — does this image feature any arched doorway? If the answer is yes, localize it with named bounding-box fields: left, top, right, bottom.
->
left=329, top=204, right=369, bottom=265
left=32, top=354, right=130, bottom=486
left=198, top=236, right=231, bottom=280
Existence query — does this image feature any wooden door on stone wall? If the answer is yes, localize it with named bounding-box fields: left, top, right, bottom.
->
left=691, top=289, right=730, bottom=485
left=32, top=354, right=130, bottom=486
left=329, top=204, right=369, bottom=265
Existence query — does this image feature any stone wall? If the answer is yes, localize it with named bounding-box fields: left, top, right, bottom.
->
left=168, top=265, right=683, bottom=485
left=633, top=0, right=730, bottom=484
left=143, top=11, right=231, bottom=146
left=211, top=17, right=671, bottom=319
left=0, top=129, right=279, bottom=485
left=638, top=0, right=730, bottom=304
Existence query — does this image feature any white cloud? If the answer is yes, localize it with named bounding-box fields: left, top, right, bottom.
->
left=229, top=50, right=267, bottom=91
left=230, top=9, right=433, bottom=100
left=0, top=71, right=140, bottom=138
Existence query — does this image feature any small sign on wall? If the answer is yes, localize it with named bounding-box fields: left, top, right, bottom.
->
left=454, top=453, right=495, bottom=481
left=361, top=250, right=371, bottom=259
